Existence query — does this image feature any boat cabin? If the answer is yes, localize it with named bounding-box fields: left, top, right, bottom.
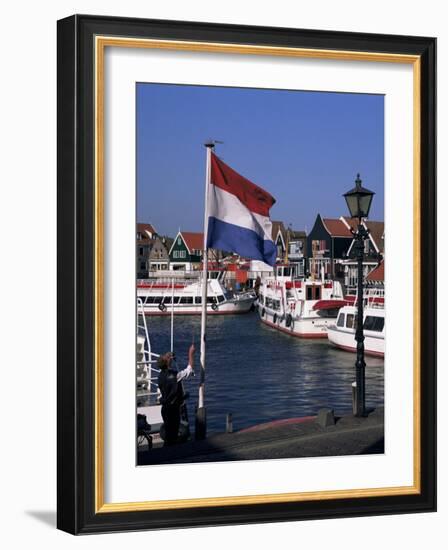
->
left=335, top=308, right=385, bottom=333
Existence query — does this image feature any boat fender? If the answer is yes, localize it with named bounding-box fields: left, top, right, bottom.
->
left=261, top=307, right=265, bottom=317
left=211, top=302, right=218, bottom=311
left=273, top=313, right=277, bottom=324
left=158, top=303, right=167, bottom=312
left=285, top=313, right=292, bottom=327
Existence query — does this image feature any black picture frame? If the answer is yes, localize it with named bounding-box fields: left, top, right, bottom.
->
left=57, top=14, right=436, bottom=534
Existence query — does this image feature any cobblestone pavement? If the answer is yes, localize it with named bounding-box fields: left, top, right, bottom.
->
left=138, top=408, right=384, bottom=465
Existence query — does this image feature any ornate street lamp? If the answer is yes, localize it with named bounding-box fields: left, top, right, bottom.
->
left=343, top=174, right=375, bottom=417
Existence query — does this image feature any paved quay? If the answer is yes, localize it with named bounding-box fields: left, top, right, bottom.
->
left=138, top=407, right=384, bottom=465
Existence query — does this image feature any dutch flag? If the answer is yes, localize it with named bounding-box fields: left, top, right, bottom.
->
left=206, top=153, right=277, bottom=266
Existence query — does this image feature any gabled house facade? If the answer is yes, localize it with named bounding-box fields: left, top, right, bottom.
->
left=148, top=235, right=173, bottom=272
left=136, top=223, right=157, bottom=279
left=168, top=231, right=204, bottom=271
left=341, top=218, right=384, bottom=292
left=271, top=221, right=287, bottom=263
left=287, top=229, right=307, bottom=261
left=306, top=214, right=353, bottom=280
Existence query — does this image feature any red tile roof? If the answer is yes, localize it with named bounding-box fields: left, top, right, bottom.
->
left=322, top=218, right=353, bottom=237
left=340, top=217, right=384, bottom=249
left=366, top=261, right=384, bottom=281
left=364, top=221, right=385, bottom=253
left=137, top=223, right=156, bottom=236
left=181, top=232, right=204, bottom=252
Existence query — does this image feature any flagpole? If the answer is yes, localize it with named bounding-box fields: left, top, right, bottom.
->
left=170, top=277, right=174, bottom=353
left=196, top=141, right=214, bottom=440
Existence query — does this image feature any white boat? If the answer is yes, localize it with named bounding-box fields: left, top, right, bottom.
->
left=327, top=292, right=385, bottom=357
left=257, top=276, right=346, bottom=338
left=137, top=276, right=255, bottom=315
left=136, top=299, right=163, bottom=448
left=136, top=298, right=191, bottom=449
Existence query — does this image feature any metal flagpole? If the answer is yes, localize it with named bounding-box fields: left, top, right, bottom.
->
left=170, top=277, right=174, bottom=353
left=196, top=141, right=214, bottom=440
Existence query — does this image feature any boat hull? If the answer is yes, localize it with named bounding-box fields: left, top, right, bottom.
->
left=258, top=305, right=333, bottom=338
left=141, top=299, right=254, bottom=316
left=327, top=326, right=384, bottom=357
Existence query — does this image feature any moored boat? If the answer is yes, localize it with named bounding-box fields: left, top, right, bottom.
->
left=257, top=276, right=346, bottom=338
left=327, top=293, right=385, bottom=357
left=136, top=298, right=191, bottom=449
left=137, top=276, right=255, bottom=315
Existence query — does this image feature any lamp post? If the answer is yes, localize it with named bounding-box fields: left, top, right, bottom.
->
left=343, top=174, right=375, bottom=417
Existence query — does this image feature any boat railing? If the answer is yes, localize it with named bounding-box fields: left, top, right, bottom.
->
left=346, top=287, right=385, bottom=310
left=366, top=287, right=385, bottom=309
left=137, top=298, right=161, bottom=403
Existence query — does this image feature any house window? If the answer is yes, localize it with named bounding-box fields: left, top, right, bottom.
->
left=180, top=250, right=186, bottom=258
left=173, top=251, right=179, bottom=258
left=139, top=247, right=144, bottom=256
left=137, top=232, right=142, bottom=240
left=140, top=262, right=146, bottom=270
left=177, top=237, right=182, bottom=245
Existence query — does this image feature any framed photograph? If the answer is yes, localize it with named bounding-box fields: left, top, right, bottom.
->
left=57, top=14, right=436, bottom=534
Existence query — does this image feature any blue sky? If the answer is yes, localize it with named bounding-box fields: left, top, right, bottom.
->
left=137, top=83, right=384, bottom=236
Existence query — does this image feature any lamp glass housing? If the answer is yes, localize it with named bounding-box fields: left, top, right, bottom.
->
left=343, top=175, right=375, bottom=219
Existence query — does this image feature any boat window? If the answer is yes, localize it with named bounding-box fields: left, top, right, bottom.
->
left=259, top=294, right=264, bottom=305
left=306, top=286, right=313, bottom=300
left=346, top=314, right=357, bottom=329
left=179, top=297, right=193, bottom=304
left=163, top=297, right=172, bottom=304
left=207, top=297, right=215, bottom=304
left=364, top=316, right=385, bottom=332
left=273, top=300, right=280, bottom=311
left=315, top=286, right=321, bottom=300
left=337, top=313, right=345, bottom=327
left=195, top=296, right=202, bottom=304
left=266, top=297, right=273, bottom=308
left=217, top=295, right=225, bottom=303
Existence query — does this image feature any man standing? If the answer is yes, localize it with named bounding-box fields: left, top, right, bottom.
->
left=157, top=344, right=195, bottom=445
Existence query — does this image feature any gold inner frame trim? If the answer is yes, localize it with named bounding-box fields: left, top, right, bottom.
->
left=94, top=35, right=421, bottom=513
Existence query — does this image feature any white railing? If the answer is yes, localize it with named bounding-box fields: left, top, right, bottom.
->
left=137, top=298, right=160, bottom=404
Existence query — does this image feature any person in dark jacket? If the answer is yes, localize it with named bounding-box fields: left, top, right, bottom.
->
left=157, top=344, right=195, bottom=445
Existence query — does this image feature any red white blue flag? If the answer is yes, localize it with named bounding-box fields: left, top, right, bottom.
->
left=207, top=153, right=276, bottom=266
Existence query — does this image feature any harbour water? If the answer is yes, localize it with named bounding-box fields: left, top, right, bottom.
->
left=147, top=312, right=384, bottom=435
